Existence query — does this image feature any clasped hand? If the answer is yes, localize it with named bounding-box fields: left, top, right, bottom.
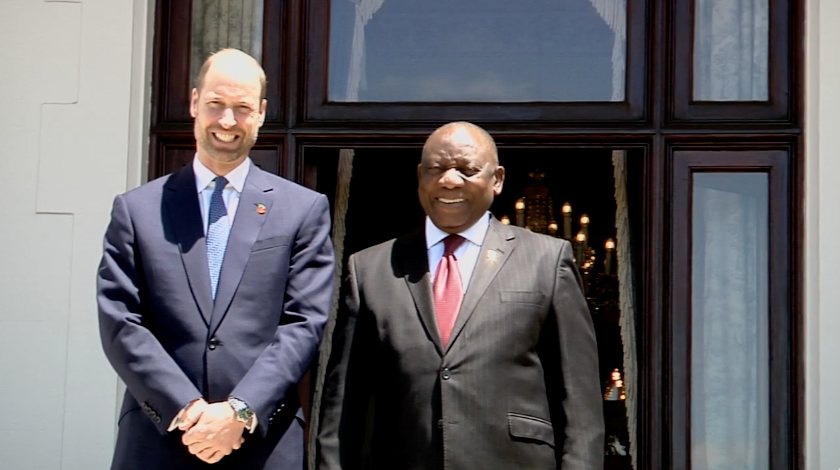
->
left=177, top=399, right=247, bottom=464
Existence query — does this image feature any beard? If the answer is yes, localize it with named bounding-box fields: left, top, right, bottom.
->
left=196, top=126, right=258, bottom=163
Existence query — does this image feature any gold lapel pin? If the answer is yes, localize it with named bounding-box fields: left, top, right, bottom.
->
left=256, top=203, right=266, bottom=215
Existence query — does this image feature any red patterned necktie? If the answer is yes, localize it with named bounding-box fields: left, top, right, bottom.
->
left=434, top=234, right=466, bottom=346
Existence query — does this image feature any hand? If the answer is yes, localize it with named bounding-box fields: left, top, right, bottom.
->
left=176, top=398, right=209, bottom=432
left=182, top=402, right=246, bottom=464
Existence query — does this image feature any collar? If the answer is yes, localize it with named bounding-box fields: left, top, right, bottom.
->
left=193, top=155, right=251, bottom=193
left=425, top=212, right=491, bottom=250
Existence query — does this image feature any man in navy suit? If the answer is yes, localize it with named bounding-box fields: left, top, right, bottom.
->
left=98, top=48, right=335, bottom=469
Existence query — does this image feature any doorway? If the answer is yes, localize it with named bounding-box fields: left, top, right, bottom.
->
left=306, top=145, right=644, bottom=469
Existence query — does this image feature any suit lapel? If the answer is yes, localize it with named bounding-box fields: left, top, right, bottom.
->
left=396, top=230, right=444, bottom=356
left=209, top=166, right=273, bottom=334
left=164, top=167, right=213, bottom=325
left=445, top=218, right=515, bottom=354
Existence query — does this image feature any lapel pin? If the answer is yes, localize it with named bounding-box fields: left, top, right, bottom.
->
left=486, top=249, right=501, bottom=264
left=256, top=203, right=266, bottom=215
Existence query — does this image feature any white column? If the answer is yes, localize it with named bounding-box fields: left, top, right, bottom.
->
left=806, top=0, right=840, bottom=468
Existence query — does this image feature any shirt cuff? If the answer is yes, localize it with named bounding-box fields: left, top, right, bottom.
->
left=167, top=399, right=200, bottom=432
left=248, top=414, right=258, bottom=434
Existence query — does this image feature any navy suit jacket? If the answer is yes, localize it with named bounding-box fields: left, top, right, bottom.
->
left=98, top=164, right=335, bottom=469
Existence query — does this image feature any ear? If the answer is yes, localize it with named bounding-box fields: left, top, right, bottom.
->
left=258, top=99, right=267, bottom=127
left=417, top=163, right=422, bottom=180
left=189, top=89, right=199, bottom=118
left=493, top=166, right=505, bottom=196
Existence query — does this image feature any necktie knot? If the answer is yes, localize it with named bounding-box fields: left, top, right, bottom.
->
left=213, top=176, right=228, bottom=194
left=443, top=234, right=466, bottom=256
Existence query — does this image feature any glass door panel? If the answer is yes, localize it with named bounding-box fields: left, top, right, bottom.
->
left=328, top=0, right=627, bottom=102
left=690, top=173, right=770, bottom=469
left=190, top=0, right=265, bottom=90
left=692, top=0, right=769, bottom=101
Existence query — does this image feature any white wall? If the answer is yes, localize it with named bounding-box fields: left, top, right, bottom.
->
left=806, top=0, right=840, bottom=469
left=0, top=0, right=150, bottom=468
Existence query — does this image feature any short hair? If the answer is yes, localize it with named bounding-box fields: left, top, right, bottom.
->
left=422, top=121, right=499, bottom=164
left=195, top=48, right=267, bottom=100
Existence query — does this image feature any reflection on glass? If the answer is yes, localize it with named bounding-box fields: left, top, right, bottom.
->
left=190, top=0, right=264, bottom=90
left=693, top=0, right=769, bottom=101
left=329, top=0, right=627, bottom=102
left=691, top=173, right=769, bottom=470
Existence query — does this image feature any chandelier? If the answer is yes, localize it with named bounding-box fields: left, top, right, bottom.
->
left=498, top=169, right=619, bottom=317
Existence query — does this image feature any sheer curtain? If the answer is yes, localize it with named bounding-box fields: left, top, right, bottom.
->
left=693, top=0, right=769, bottom=101
left=612, top=150, right=637, bottom=468
left=588, top=0, right=627, bottom=101
left=691, top=174, right=770, bottom=470
left=189, top=0, right=264, bottom=88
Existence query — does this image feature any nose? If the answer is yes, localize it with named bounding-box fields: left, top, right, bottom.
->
left=439, top=168, right=465, bottom=188
left=219, top=108, right=236, bottom=128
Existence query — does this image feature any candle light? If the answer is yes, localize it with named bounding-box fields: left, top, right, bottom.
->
left=500, top=215, right=511, bottom=225
left=547, top=221, right=558, bottom=237
left=579, top=214, right=589, bottom=251
left=515, top=199, right=526, bottom=227
left=562, top=202, right=572, bottom=239
left=604, top=238, right=615, bottom=275
left=575, top=232, right=586, bottom=268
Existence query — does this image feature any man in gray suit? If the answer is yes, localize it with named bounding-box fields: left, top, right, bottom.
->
left=317, top=121, right=604, bottom=469
left=98, top=49, right=334, bottom=469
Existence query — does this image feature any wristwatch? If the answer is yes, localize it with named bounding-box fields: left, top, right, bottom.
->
left=228, top=397, right=256, bottom=433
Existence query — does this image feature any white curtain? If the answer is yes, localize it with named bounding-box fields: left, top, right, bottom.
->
left=690, top=174, right=770, bottom=470
left=693, top=0, right=769, bottom=101
left=612, top=150, right=637, bottom=468
left=190, top=0, right=264, bottom=89
left=343, top=0, right=387, bottom=101
left=588, top=0, right=627, bottom=101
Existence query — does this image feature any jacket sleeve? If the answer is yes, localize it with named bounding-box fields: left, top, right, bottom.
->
left=97, top=194, right=203, bottom=434
left=316, top=254, right=376, bottom=470
left=551, top=240, right=605, bottom=469
left=231, top=194, right=336, bottom=436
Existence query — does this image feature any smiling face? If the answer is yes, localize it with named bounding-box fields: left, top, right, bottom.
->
left=417, top=124, right=505, bottom=234
left=190, top=52, right=267, bottom=174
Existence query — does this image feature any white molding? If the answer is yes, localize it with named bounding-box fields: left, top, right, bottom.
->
left=115, top=0, right=155, bottom=436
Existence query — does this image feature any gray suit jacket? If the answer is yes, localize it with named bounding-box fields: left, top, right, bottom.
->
left=98, top=164, right=335, bottom=469
left=317, top=218, right=604, bottom=470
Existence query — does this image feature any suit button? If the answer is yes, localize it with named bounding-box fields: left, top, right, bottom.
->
left=208, top=337, right=221, bottom=350
left=441, top=368, right=451, bottom=380
left=437, top=419, right=443, bottom=429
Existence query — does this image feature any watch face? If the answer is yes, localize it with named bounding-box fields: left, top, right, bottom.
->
left=229, top=398, right=253, bottom=420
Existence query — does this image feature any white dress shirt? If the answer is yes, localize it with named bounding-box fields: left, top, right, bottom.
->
left=193, top=156, right=251, bottom=233
left=425, top=212, right=491, bottom=292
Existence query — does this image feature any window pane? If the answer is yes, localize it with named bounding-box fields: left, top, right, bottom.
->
left=693, top=0, right=769, bottom=101
left=691, top=173, right=769, bottom=470
left=328, top=0, right=627, bottom=102
left=190, top=0, right=264, bottom=90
